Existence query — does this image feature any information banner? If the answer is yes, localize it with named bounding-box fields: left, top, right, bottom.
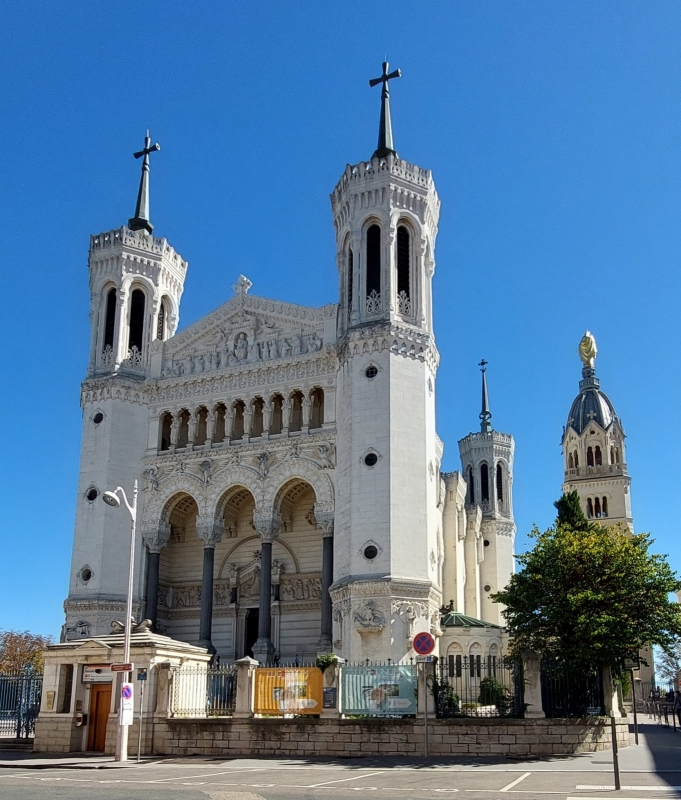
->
left=254, top=668, right=323, bottom=715
left=120, top=683, right=134, bottom=726
left=341, top=665, right=417, bottom=717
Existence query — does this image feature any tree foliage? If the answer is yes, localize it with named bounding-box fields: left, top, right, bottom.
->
left=656, top=639, right=681, bottom=684
left=491, top=492, right=681, bottom=668
left=0, top=630, right=54, bottom=673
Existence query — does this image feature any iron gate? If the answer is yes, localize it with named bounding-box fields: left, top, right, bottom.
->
left=434, top=656, right=524, bottom=718
left=540, top=660, right=603, bottom=717
left=0, top=673, right=43, bottom=738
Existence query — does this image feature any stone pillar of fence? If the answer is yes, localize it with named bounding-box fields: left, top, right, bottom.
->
left=522, top=650, right=545, bottom=718
left=417, top=660, right=436, bottom=718
left=233, top=656, right=258, bottom=718
left=320, top=655, right=344, bottom=719
left=155, top=663, right=172, bottom=717
left=603, top=666, right=622, bottom=718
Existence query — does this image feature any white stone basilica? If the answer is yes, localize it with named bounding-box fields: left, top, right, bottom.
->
left=63, top=67, right=517, bottom=664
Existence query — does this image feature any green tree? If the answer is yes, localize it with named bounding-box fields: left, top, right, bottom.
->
left=656, top=639, right=681, bottom=684
left=491, top=492, right=681, bottom=669
left=0, top=630, right=54, bottom=673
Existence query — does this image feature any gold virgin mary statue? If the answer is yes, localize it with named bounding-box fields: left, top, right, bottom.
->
left=578, top=331, right=597, bottom=368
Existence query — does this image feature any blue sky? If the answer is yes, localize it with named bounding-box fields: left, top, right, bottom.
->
left=1, top=1, right=679, bottom=637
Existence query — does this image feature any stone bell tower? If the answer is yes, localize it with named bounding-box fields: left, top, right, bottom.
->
left=330, top=63, right=443, bottom=662
left=562, top=332, right=633, bottom=531
left=63, top=134, right=188, bottom=640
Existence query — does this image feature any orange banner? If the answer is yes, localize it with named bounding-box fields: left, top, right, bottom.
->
left=254, top=667, right=323, bottom=715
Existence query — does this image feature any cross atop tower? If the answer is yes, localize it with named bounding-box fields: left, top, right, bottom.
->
left=369, top=61, right=401, bottom=159
left=129, top=130, right=161, bottom=234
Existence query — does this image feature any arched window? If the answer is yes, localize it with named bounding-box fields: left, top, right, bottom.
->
left=347, top=248, right=354, bottom=320
left=104, top=288, right=117, bottom=349
left=496, top=463, right=504, bottom=503
left=214, top=403, right=226, bottom=443
left=177, top=410, right=190, bottom=448
left=232, top=401, right=245, bottom=440
left=574, top=450, right=579, bottom=468
left=157, top=301, right=165, bottom=341
left=366, top=224, right=381, bottom=311
left=610, top=446, right=615, bottom=465
left=587, top=498, right=594, bottom=518
left=467, top=466, right=475, bottom=505
left=289, top=391, right=304, bottom=432
left=568, top=453, right=574, bottom=469
left=397, top=225, right=411, bottom=315
left=160, top=412, right=172, bottom=451
left=270, top=394, right=283, bottom=435
left=594, top=497, right=602, bottom=518
left=602, top=496, right=608, bottom=517
left=480, top=463, right=490, bottom=503
left=128, top=288, right=146, bottom=357
left=195, top=407, right=208, bottom=446
left=310, top=388, right=324, bottom=429
left=595, top=446, right=602, bottom=467
left=251, top=397, right=264, bottom=437
left=587, top=446, right=594, bottom=467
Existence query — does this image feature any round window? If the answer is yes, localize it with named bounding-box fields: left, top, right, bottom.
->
left=364, top=453, right=378, bottom=467
left=363, top=545, right=378, bottom=560
left=86, top=487, right=98, bottom=502
left=81, top=568, right=93, bottom=583
left=483, top=539, right=490, bottom=547
left=93, top=412, right=104, bottom=424
left=365, top=365, right=378, bottom=379
left=484, top=584, right=491, bottom=592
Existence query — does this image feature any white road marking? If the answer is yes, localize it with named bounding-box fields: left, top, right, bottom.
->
left=306, top=772, right=386, bottom=788
left=148, top=769, right=263, bottom=783
left=501, top=774, right=532, bottom=792
left=576, top=788, right=681, bottom=792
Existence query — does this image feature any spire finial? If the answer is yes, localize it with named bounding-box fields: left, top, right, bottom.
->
left=578, top=330, right=597, bottom=369
left=479, top=359, right=492, bottom=433
left=128, top=131, right=161, bottom=234
left=369, top=61, right=401, bottom=159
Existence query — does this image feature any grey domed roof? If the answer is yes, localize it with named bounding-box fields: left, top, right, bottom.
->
left=567, top=367, right=619, bottom=434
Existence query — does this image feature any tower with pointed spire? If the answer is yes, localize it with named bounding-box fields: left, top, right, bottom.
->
left=562, top=332, right=633, bottom=531
left=64, top=133, right=188, bottom=637
left=454, top=363, right=516, bottom=625
left=330, top=62, right=443, bottom=661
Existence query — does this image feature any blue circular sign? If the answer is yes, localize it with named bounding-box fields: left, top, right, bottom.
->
left=413, top=631, right=435, bottom=655
left=121, top=685, right=133, bottom=700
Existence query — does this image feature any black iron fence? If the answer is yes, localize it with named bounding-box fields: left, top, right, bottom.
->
left=434, top=656, right=524, bottom=718
left=0, top=672, right=43, bottom=738
left=170, top=665, right=237, bottom=718
left=540, top=660, right=604, bottom=718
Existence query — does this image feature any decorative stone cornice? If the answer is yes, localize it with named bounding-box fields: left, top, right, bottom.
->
left=337, top=321, right=439, bottom=370
left=197, top=517, right=224, bottom=548
left=141, top=521, right=171, bottom=553
left=314, top=508, right=334, bottom=537
left=81, top=375, right=149, bottom=408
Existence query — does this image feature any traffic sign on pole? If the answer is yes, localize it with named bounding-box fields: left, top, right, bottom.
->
left=413, top=631, right=435, bottom=656
left=120, top=683, right=134, bottom=726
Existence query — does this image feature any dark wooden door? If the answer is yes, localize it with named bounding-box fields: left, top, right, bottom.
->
left=245, top=608, right=259, bottom=658
left=87, top=684, right=111, bottom=752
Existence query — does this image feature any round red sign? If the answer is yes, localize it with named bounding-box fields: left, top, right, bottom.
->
left=413, top=631, right=435, bottom=655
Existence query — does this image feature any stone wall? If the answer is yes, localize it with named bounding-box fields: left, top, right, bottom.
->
left=150, top=716, right=630, bottom=758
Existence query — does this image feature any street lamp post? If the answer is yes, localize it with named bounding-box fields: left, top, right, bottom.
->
left=102, top=480, right=138, bottom=763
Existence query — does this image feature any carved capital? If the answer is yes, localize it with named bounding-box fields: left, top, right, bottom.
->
left=197, top=516, right=224, bottom=548
left=142, top=521, right=170, bottom=554
left=315, top=511, right=334, bottom=538
left=252, top=512, right=282, bottom=542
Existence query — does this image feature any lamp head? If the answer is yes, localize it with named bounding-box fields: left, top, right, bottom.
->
left=102, top=491, right=121, bottom=508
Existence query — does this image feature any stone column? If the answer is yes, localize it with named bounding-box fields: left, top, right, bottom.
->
left=262, top=399, right=272, bottom=438
left=603, top=665, right=622, bottom=718
left=251, top=512, right=281, bottom=664
left=206, top=408, right=216, bottom=445
left=197, top=518, right=224, bottom=655
left=243, top=403, right=252, bottom=442
left=142, top=522, right=170, bottom=629
left=187, top=410, right=198, bottom=448
left=233, top=656, right=258, bottom=718
left=225, top=403, right=234, bottom=441
left=170, top=413, right=180, bottom=449
left=522, top=650, right=545, bottom=718
left=282, top=398, right=291, bottom=434
left=302, top=395, right=311, bottom=430
left=315, top=511, right=334, bottom=652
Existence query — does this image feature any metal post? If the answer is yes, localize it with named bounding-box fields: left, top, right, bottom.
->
left=137, top=678, right=145, bottom=762
left=630, top=670, right=639, bottom=745
left=610, top=713, right=621, bottom=790
left=423, top=663, right=429, bottom=758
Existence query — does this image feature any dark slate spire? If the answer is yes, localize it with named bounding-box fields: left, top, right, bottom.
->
left=479, top=359, right=492, bottom=433
left=369, top=61, right=401, bottom=158
left=128, top=130, right=161, bottom=234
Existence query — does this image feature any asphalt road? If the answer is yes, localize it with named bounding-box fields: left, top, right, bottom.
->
left=0, top=722, right=679, bottom=800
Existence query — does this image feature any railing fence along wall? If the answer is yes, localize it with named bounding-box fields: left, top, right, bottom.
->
left=169, top=665, right=237, bottom=719
left=0, top=672, right=43, bottom=738
left=434, top=656, right=524, bottom=718
left=540, top=660, right=604, bottom=718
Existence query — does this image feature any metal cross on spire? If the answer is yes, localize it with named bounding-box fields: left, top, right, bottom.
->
left=369, top=61, right=401, bottom=159
left=479, top=359, right=492, bottom=433
left=128, top=130, right=161, bottom=234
